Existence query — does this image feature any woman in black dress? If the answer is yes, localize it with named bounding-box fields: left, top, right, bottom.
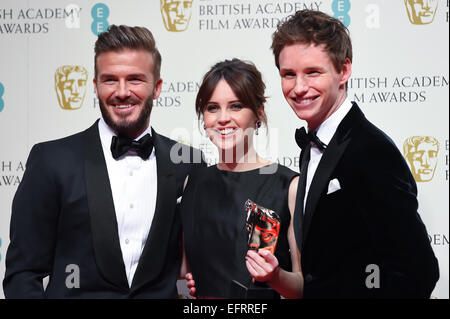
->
left=181, top=59, right=303, bottom=298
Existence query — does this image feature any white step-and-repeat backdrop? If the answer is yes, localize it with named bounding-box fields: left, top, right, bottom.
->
left=0, top=0, right=448, bottom=298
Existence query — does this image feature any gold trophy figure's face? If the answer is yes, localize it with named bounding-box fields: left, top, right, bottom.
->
left=160, top=0, right=193, bottom=32
left=404, top=0, right=438, bottom=25
left=408, top=141, right=439, bottom=182
left=253, top=221, right=279, bottom=254
left=55, top=66, right=88, bottom=110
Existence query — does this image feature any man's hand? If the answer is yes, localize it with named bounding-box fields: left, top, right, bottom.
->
left=185, top=272, right=196, bottom=298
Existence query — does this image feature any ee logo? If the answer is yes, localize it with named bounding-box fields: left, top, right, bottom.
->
left=91, top=3, right=109, bottom=35
left=0, top=82, right=4, bottom=112
left=332, top=0, right=351, bottom=27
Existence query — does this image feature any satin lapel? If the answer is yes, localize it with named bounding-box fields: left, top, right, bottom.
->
left=293, top=144, right=311, bottom=252
left=84, top=120, right=129, bottom=291
left=302, top=104, right=363, bottom=244
left=131, top=130, right=177, bottom=290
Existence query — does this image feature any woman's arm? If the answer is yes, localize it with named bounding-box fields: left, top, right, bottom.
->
left=245, top=176, right=303, bottom=298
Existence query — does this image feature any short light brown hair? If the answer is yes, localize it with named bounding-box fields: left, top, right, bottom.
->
left=195, top=58, right=267, bottom=125
left=271, top=10, right=352, bottom=73
left=94, top=25, right=162, bottom=79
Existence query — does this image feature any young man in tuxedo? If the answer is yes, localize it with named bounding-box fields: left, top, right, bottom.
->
left=271, top=10, right=439, bottom=298
left=3, top=25, right=205, bottom=298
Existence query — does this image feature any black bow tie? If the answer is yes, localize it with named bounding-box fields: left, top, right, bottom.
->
left=295, top=127, right=327, bottom=151
left=110, top=133, right=154, bottom=160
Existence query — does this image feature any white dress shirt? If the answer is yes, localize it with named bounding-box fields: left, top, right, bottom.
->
left=98, top=118, right=158, bottom=287
left=303, top=97, right=353, bottom=211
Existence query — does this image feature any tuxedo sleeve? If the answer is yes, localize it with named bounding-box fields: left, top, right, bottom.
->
left=360, top=140, right=439, bottom=298
left=3, top=144, right=60, bottom=298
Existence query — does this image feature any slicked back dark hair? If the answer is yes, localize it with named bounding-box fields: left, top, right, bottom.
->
left=94, top=25, right=162, bottom=79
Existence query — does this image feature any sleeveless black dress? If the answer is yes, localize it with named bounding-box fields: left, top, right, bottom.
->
left=180, top=163, right=298, bottom=298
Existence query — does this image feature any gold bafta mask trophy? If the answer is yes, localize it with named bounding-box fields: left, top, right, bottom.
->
left=403, top=136, right=439, bottom=182
left=229, top=199, right=281, bottom=299
left=160, top=0, right=193, bottom=32
left=54, top=65, right=88, bottom=110
left=404, top=0, right=438, bottom=25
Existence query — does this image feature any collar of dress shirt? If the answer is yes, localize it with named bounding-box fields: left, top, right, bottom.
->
left=313, top=96, right=353, bottom=146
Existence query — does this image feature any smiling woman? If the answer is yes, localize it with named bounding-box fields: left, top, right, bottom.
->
left=202, top=79, right=260, bottom=162
left=195, top=59, right=267, bottom=171
left=179, top=58, right=303, bottom=299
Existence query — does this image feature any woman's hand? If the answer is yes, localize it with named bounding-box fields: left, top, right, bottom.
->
left=245, top=249, right=280, bottom=283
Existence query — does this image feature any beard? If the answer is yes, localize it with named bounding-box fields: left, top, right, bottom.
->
left=99, top=93, right=154, bottom=137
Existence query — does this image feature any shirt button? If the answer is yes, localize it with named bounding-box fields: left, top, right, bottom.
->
left=125, top=239, right=129, bottom=245
left=129, top=171, right=133, bottom=176
left=130, top=203, right=134, bottom=209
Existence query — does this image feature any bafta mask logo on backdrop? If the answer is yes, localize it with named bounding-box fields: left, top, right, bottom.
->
left=54, top=66, right=88, bottom=110
left=160, top=0, right=194, bottom=32
left=404, top=0, right=438, bottom=25
left=403, top=136, right=440, bottom=182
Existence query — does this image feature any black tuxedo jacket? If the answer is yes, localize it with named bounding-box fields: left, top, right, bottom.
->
left=294, top=103, right=439, bottom=298
left=3, top=121, right=205, bottom=298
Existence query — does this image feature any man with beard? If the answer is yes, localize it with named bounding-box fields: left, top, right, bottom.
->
left=3, top=25, right=205, bottom=298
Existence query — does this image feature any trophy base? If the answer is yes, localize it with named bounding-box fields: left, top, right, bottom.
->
left=229, top=280, right=280, bottom=299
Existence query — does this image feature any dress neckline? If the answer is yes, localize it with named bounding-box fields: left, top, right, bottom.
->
left=213, top=162, right=277, bottom=174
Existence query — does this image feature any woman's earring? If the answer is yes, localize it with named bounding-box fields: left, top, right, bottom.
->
left=255, top=121, right=262, bottom=135
left=200, top=118, right=207, bottom=137
left=202, top=123, right=209, bottom=137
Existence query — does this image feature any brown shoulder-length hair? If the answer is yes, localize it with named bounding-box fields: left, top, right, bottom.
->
left=94, top=24, right=162, bottom=80
left=195, top=58, right=267, bottom=125
left=271, top=10, right=352, bottom=73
